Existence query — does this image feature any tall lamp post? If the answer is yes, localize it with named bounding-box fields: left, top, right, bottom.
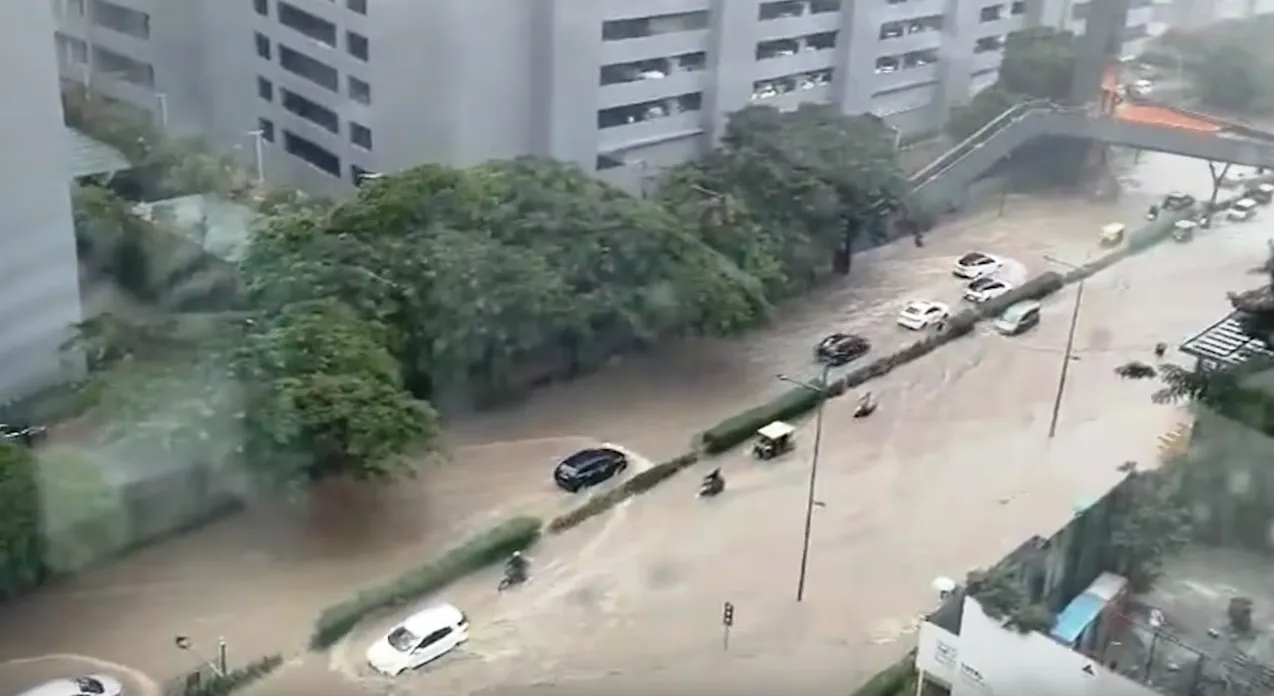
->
left=1043, top=255, right=1087, bottom=439
left=777, top=362, right=832, bottom=602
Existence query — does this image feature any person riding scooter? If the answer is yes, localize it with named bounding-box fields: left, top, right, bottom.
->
left=1153, top=342, right=1167, bottom=359
left=701, top=468, right=725, bottom=496
left=505, top=550, right=529, bottom=584
left=854, top=391, right=876, bottom=418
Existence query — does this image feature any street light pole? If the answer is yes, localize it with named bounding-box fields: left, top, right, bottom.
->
left=1043, top=255, right=1087, bottom=439
left=156, top=92, right=169, bottom=129
left=246, top=129, right=265, bottom=184
left=778, top=363, right=831, bottom=602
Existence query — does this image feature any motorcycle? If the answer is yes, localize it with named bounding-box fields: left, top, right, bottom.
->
left=853, top=393, right=877, bottom=419
left=698, top=474, right=725, bottom=498
left=498, top=559, right=528, bottom=592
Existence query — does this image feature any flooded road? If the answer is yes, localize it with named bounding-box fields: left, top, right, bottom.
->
left=0, top=151, right=1254, bottom=695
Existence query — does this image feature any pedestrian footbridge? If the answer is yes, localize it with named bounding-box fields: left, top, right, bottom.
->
left=911, top=68, right=1274, bottom=211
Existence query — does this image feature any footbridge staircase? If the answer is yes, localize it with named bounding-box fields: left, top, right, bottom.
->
left=909, top=93, right=1274, bottom=212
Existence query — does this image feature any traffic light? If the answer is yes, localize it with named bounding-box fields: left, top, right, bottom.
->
left=722, top=602, right=735, bottom=627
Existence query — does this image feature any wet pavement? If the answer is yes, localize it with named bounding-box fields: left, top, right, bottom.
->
left=0, top=151, right=1259, bottom=695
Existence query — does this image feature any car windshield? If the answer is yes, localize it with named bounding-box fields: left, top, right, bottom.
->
left=969, top=277, right=997, bottom=290
left=958, top=253, right=988, bottom=265
left=387, top=626, right=422, bottom=652
left=1001, top=303, right=1036, bottom=322
left=903, top=304, right=926, bottom=315
left=74, top=678, right=105, bottom=694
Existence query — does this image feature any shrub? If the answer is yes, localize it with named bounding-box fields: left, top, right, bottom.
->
left=700, top=385, right=826, bottom=454
left=974, top=271, right=1064, bottom=320
left=547, top=453, right=701, bottom=534
left=0, top=442, right=46, bottom=600
left=850, top=652, right=917, bottom=696
left=180, top=654, right=284, bottom=696
left=309, top=516, right=541, bottom=650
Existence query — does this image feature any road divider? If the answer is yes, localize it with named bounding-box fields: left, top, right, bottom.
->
left=547, top=453, right=699, bottom=533
left=179, top=654, right=283, bottom=696
left=308, top=516, right=541, bottom=651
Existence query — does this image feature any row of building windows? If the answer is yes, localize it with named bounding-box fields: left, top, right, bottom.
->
left=274, top=123, right=375, bottom=185
left=58, top=34, right=156, bottom=88
left=875, top=49, right=938, bottom=74
left=759, top=0, right=841, bottom=21
left=880, top=15, right=942, bottom=40
left=757, top=31, right=836, bottom=60
left=256, top=74, right=372, bottom=149
left=91, top=0, right=149, bottom=40
left=598, top=92, right=701, bottom=129
left=254, top=32, right=371, bottom=103
left=752, top=68, right=832, bottom=101
left=254, top=0, right=368, bottom=60
left=255, top=0, right=366, bottom=19
left=599, top=51, right=706, bottom=86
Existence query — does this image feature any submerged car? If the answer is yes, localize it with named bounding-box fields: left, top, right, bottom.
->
left=1229, top=198, right=1259, bottom=221
left=17, top=676, right=123, bottom=696
left=815, top=332, right=870, bottom=366
left=953, top=251, right=1002, bottom=279
left=367, top=604, right=470, bottom=677
left=963, top=276, right=1013, bottom=303
left=897, top=300, right=950, bottom=331
left=553, top=446, right=628, bottom=492
left=1162, top=191, right=1195, bottom=211
left=994, top=300, right=1041, bottom=336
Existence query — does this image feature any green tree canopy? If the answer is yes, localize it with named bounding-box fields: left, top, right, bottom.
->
left=0, top=441, right=44, bottom=599
left=656, top=104, right=911, bottom=294
left=945, top=27, right=1076, bottom=140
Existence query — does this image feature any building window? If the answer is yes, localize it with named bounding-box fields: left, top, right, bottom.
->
left=254, top=0, right=268, bottom=16
left=255, top=32, right=271, bottom=59
left=751, top=69, right=833, bottom=100
left=92, top=46, right=154, bottom=87
left=281, top=88, right=340, bottom=133
left=1010, top=1, right=1026, bottom=15
left=600, top=51, right=707, bottom=85
left=347, top=0, right=366, bottom=14
left=279, top=44, right=339, bottom=92
left=283, top=130, right=341, bottom=177
left=348, top=75, right=371, bottom=104
left=974, top=36, right=1003, bottom=53
left=756, top=32, right=836, bottom=60
left=760, top=0, right=841, bottom=20
left=347, top=31, right=369, bottom=61
left=979, top=4, right=1003, bottom=21
left=257, top=76, right=274, bottom=100
left=602, top=11, right=708, bottom=41
left=597, top=92, right=702, bottom=129
left=350, top=122, right=372, bottom=149
left=278, top=1, right=337, bottom=47
left=258, top=117, right=275, bottom=142
left=91, top=0, right=150, bottom=39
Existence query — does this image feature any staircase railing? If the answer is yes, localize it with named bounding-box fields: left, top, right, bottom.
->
left=909, top=99, right=1055, bottom=188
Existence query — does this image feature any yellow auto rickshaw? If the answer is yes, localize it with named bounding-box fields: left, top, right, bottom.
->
left=1100, top=223, right=1126, bottom=247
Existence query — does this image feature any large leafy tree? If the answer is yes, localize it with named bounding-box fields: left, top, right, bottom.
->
left=657, top=104, right=910, bottom=294
left=946, top=27, right=1076, bottom=141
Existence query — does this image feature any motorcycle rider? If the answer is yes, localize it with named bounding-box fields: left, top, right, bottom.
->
left=506, top=550, right=529, bottom=583
left=858, top=391, right=875, bottom=412
left=702, top=467, right=725, bottom=492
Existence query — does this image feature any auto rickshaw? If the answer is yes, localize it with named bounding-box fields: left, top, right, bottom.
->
left=1172, top=219, right=1197, bottom=243
left=752, top=421, right=796, bottom=460
left=1100, top=223, right=1125, bottom=247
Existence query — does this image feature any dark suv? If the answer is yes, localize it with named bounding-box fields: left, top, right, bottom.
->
left=553, top=447, right=628, bottom=492
left=815, top=332, right=870, bottom=366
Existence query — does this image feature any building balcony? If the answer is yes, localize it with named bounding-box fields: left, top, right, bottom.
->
left=753, top=48, right=835, bottom=82
left=598, top=110, right=704, bottom=152
left=598, top=69, right=708, bottom=110
left=600, top=31, right=711, bottom=65
left=876, top=0, right=946, bottom=24
left=749, top=82, right=831, bottom=112
left=754, top=12, right=842, bottom=42
left=876, top=26, right=943, bottom=55
left=873, top=61, right=939, bottom=94
left=970, top=48, right=1004, bottom=75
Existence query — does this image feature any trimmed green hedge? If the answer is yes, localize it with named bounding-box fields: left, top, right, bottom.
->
left=180, top=654, right=284, bottom=696
left=700, top=385, right=830, bottom=455
left=548, top=452, right=700, bottom=533
left=309, top=516, right=542, bottom=650
left=0, top=442, right=46, bottom=600
left=850, top=652, right=917, bottom=696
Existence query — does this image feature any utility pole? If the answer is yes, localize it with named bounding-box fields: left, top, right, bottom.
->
left=777, top=363, right=831, bottom=602
left=1044, top=255, right=1087, bottom=438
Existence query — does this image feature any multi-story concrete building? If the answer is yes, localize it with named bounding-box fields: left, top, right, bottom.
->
left=0, top=2, right=84, bottom=399
left=46, top=0, right=1166, bottom=197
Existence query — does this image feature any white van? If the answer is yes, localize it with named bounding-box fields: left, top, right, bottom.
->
left=1229, top=198, right=1259, bottom=221
left=994, top=300, right=1041, bottom=336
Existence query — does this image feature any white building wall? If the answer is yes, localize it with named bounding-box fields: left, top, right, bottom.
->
left=0, top=1, right=84, bottom=399
left=916, top=597, right=1159, bottom=696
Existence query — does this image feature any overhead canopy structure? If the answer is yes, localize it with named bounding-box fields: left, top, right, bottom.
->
left=67, top=126, right=131, bottom=179
left=1180, top=311, right=1274, bottom=370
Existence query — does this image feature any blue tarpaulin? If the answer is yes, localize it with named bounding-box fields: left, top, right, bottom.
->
left=1050, top=592, right=1105, bottom=644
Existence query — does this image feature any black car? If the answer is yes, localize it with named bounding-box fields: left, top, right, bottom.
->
left=1, top=423, right=46, bottom=447
left=815, top=332, right=870, bottom=366
left=553, top=447, right=628, bottom=492
left=1163, top=191, right=1196, bottom=211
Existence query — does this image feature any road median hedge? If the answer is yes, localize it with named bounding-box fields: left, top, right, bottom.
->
left=548, top=453, right=700, bottom=533
left=178, top=654, right=284, bottom=696
left=850, top=651, right=917, bottom=696
left=309, top=516, right=541, bottom=650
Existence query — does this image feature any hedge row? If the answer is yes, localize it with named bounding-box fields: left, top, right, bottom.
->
left=547, top=452, right=700, bottom=533
left=850, top=652, right=917, bottom=696
left=309, top=516, right=542, bottom=650
left=180, top=654, right=284, bottom=696
left=697, top=270, right=1065, bottom=454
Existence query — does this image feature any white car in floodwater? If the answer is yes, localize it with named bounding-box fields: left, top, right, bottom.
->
left=367, top=603, right=469, bottom=676
left=17, top=676, right=123, bottom=696
left=952, top=251, right=1003, bottom=279
left=963, top=276, right=1013, bottom=303
left=897, top=300, right=950, bottom=330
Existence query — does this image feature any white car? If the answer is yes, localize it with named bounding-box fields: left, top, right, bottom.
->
left=897, top=300, right=950, bottom=330
left=963, top=276, right=1013, bottom=303
left=366, top=603, right=469, bottom=676
left=17, top=676, right=123, bottom=696
left=953, top=251, right=1002, bottom=279
left=1229, top=198, right=1259, bottom=221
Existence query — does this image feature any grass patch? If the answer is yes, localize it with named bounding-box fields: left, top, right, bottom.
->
left=178, top=654, right=284, bottom=696
left=547, top=453, right=700, bottom=534
left=309, top=516, right=541, bottom=650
